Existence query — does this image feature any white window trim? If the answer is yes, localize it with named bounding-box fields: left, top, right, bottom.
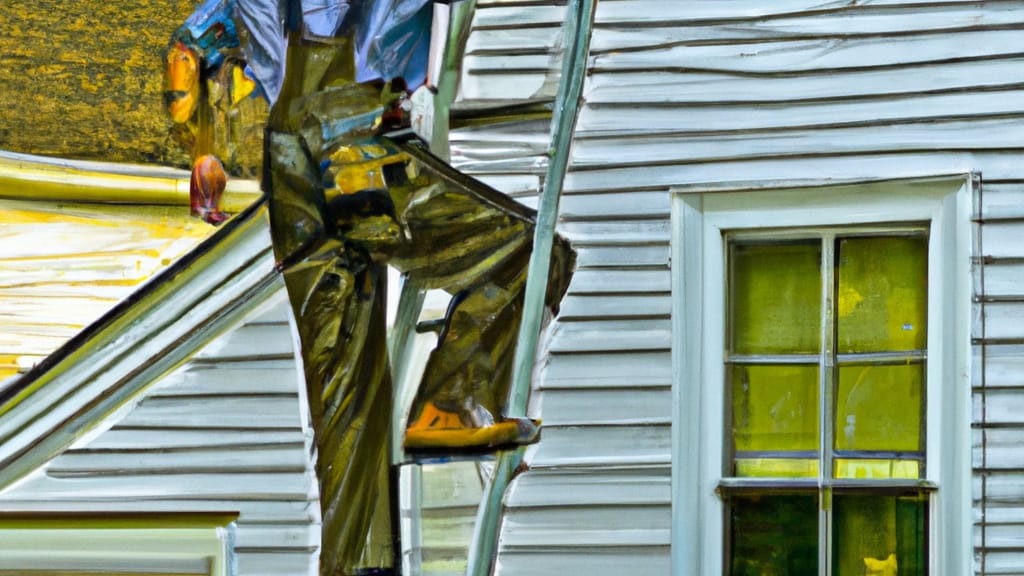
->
left=670, top=176, right=974, bottom=576
left=0, top=524, right=235, bottom=575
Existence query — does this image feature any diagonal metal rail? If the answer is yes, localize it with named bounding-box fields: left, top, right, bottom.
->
left=466, top=0, right=596, bottom=573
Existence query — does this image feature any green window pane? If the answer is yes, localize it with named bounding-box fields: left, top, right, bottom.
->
left=732, top=364, right=819, bottom=453
left=835, top=364, right=924, bottom=452
left=735, top=458, right=818, bottom=478
left=833, top=493, right=927, bottom=576
left=729, top=493, right=818, bottom=576
left=836, top=236, right=927, bottom=354
left=834, top=459, right=920, bottom=480
left=731, top=242, right=821, bottom=354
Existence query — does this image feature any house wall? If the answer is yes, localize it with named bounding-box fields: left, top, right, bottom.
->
left=456, top=1, right=1024, bottom=574
left=0, top=286, right=320, bottom=576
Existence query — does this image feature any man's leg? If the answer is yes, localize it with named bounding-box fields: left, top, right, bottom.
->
left=267, top=129, right=397, bottom=575
left=389, top=143, right=575, bottom=453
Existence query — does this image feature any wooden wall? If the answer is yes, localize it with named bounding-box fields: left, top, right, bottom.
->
left=456, top=1, right=1024, bottom=574
left=0, top=288, right=320, bottom=575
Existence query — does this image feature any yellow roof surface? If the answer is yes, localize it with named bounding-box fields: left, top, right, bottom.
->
left=0, top=199, right=218, bottom=379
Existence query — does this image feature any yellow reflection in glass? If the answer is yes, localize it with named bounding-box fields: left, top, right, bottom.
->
left=835, top=364, right=923, bottom=452
left=732, top=364, right=819, bottom=452
left=833, top=493, right=927, bottom=576
left=837, top=236, right=927, bottom=353
left=834, top=459, right=920, bottom=480
left=731, top=242, right=821, bottom=355
left=736, top=458, right=819, bottom=478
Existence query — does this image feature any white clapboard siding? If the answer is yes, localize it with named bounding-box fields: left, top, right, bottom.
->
left=0, top=290, right=319, bottom=576
left=452, top=1, right=1024, bottom=574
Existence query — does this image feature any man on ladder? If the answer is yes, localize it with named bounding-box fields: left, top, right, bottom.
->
left=163, top=2, right=575, bottom=574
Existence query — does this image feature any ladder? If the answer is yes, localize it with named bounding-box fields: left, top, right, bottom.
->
left=388, top=1, right=596, bottom=574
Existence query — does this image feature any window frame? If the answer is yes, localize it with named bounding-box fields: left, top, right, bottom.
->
left=0, top=513, right=237, bottom=575
left=670, top=176, right=973, bottom=576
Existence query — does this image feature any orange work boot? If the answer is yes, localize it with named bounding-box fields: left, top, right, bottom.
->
left=404, top=402, right=540, bottom=456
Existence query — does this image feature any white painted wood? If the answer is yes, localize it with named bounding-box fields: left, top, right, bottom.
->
left=458, top=1, right=1024, bottom=573
left=527, top=425, right=671, bottom=468
left=591, top=29, right=1024, bottom=73
left=585, top=59, right=1024, bottom=106
left=673, top=179, right=972, bottom=576
left=541, top=351, right=671, bottom=389
left=0, top=281, right=318, bottom=574
left=558, top=293, right=670, bottom=321
left=577, top=89, right=1024, bottom=136
left=505, top=469, right=670, bottom=508
left=539, top=388, right=671, bottom=426
left=574, top=244, right=670, bottom=269
left=495, top=548, right=670, bottom=575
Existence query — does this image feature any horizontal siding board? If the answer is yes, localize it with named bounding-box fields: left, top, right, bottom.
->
left=466, top=27, right=563, bottom=54
left=570, top=118, right=1024, bottom=168
left=235, top=551, right=317, bottom=576
left=562, top=152, right=1001, bottom=193
left=977, top=262, right=1024, bottom=299
left=979, top=550, right=1024, bottom=575
left=528, top=425, right=671, bottom=468
left=77, top=428, right=308, bottom=451
left=574, top=244, right=670, bottom=269
left=194, top=324, right=296, bottom=360
left=549, top=319, right=670, bottom=353
left=149, top=364, right=302, bottom=397
left=495, top=547, right=670, bottom=575
left=586, top=59, right=1024, bottom=107
left=557, top=219, right=670, bottom=246
left=501, top=505, right=670, bottom=545
left=457, top=71, right=557, bottom=103
left=589, top=7, right=1024, bottom=53
left=577, top=89, right=1024, bottom=136
left=47, top=446, right=308, bottom=475
left=558, top=293, right=670, bottom=321
left=977, top=345, right=1024, bottom=389
left=974, top=389, right=1024, bottom=425
left=505, top=469, right=670, bottom=508
left=539, top=387, right=671, bottom=426
left=233, top=524, right=319, bottom=550
left=982, top=222, right=1024, bottom=259
left=6, top=473, right=312, bottom=501
left=0, top=498, right=317, bottom=524
left=470, top=174, right=541, bottom=197
left=567, top=269, right=670, bottom=294
left=541, top=351, right=672, bottom=389
left=987, top=472, right=1024, bottom=505
left=591, top=29, right=1024, bottom=74
left=974, top=429, right=1024, bottom=470
left=981, top=182, right=1024, bottom=220
left=982, top=302, right=1024, bottom=341
left=472, top=5, right=566, bottom=28
left=115, top=396, right=302, bottom=429
left=592, top=0, right=990, bottom=25
left=559, top=191, right=669, bottom=221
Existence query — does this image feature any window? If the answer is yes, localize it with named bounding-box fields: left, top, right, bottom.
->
left=671, top=177, right=972, bottom=576
left=726, top=231, right=928, bottom=575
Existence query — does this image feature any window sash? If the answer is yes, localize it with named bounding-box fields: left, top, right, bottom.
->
left=724, top=230, right=929, bottom=486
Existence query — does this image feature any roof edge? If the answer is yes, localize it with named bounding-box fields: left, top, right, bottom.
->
left=0, top=150, right=259, bottom=210
left=0, top=198, right=280, bottom=493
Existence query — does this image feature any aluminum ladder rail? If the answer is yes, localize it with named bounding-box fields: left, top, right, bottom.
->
left=466, top=1, right=596, bottom=574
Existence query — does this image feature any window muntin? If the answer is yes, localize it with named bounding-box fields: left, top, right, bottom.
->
left=724, top=230, right=929, bottom=575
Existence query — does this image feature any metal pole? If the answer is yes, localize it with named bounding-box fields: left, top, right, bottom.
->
left=466, top=1, right=595, bottom=574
